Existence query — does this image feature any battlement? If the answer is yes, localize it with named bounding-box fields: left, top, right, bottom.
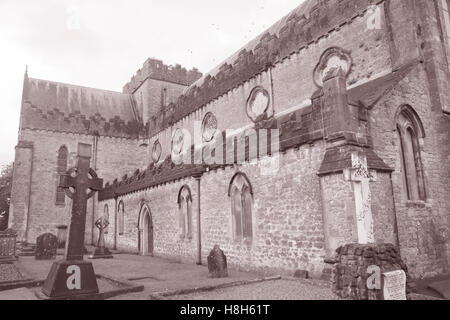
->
left=123, top=58, right=203, bottom=93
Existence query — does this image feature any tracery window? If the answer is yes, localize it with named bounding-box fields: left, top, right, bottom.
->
left=229, top=173, right=253, bottom=240
left=178, top=186, right=192, bottom=238
left=396, top=106, right=426, bottom=201
left=118, top=201, right=125, bottom=236
left=56, top=146, right=68, bottom=205
left=104, top=204, right=110, bottom=234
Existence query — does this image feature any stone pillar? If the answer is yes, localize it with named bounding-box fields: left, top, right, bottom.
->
left=322, top=67, right=359, bottom=144
left=318, top=67, right=393, bottom=257
left=9, top=141, right=34, bottom=243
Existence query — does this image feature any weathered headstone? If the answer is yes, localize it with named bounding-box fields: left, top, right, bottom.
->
left=207, top=245, right=228, bottom=278
left=89, top=217, right=113, bottom=259
left=382, top=270, right=407, bottom=300
left=42, top=143, right=103, bottom=299
left=0, top=229, right=17, bottom=263
left=56, top=225, right=68, bottom=249
left=35, top=233, right=58, bottom=260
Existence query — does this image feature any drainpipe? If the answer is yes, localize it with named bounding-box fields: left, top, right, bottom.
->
left=194, top=174, right=202, bottom=265
left=91, top=133, right=99, bottom=245
left=114, top=196, right=118, bottom=250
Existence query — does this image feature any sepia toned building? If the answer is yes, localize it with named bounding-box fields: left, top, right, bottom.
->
left=9, top=0, right=450, bottom=279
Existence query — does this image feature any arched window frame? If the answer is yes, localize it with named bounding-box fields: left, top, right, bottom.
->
left=104, top=204, right=110, bottom=234
left=177, top=185, right=193, bottom=239
left=228, top=172, right=254, bottom=241
left=395, top=105, right=427, bottom=202
left=118, top=201, right=125, bottom=236
left=55, top=146, right=68, bottom=206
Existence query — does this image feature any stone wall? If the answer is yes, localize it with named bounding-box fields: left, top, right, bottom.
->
left=330, top=243, right=411, bottom=300
left=9, top=129, right=147, bottom=244
left=102, top=177, right=200, bottom=264
left=369, top=64, right=450, bottom=278
left=98, top=141, right=330, bottom=277
left=146, top=5, right=392, bottom=161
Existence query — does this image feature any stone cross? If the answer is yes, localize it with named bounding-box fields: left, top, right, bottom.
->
left=89, top=216, right=113, bottom=260
left=95, top=217, right=109, bottom=249
left=344, top=152, right=376, bottom=244
left=41, top=143, right=103, bottom=298
left=59, top=143, right=103, bottom=261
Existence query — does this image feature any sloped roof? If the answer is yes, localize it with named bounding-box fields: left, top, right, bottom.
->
left=21, top=77, right=142, bottom=138
left=347, top=63, right=417, bottom=108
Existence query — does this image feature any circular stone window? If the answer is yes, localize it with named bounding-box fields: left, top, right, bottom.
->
left=313, top=47, right=352, bottom=87
left=246, top=87, right=270, bottom=122
left=151, top=140, right=162, bottom=163
left=201, top=112, right=218, bottom=142
left=171, top=128, right=185, bottom=155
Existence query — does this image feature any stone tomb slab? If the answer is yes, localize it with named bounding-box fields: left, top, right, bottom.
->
left=382, top=270, right=407, bottom=300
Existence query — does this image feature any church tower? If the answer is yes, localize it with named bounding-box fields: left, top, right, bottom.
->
left=122, top=58, right=202, bottom=129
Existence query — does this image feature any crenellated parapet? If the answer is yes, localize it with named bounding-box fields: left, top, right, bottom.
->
left=123, top=58, right=203, bottom=94
left=20, top=77, right=146, bottom=139
left=146, top=0, right=383, bottom=137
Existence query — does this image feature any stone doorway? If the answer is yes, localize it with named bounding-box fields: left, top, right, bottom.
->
left=138, top=206, right=153, bottom=256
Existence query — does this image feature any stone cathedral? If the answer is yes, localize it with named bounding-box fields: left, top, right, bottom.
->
left=8, top=0, right=450, bottom=279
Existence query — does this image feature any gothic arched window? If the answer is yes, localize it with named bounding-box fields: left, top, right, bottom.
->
left=178, top=186, right=192, bottom=238
left=396, top=106, right=426, bottom=201
left=104, top=204, right=110, bottom=234
left=118, top=201, right=125, bottom=236
left=56, top=146, right=68, bottom=205
left=161, top=88, right=167, bottom=107
left=228, top=173, right=253, bottom=240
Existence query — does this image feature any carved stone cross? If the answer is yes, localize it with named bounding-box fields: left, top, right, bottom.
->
left=344, top=152, right=376, bottom=244
left=42, top=143, right=103, bottom=298
left=94, top=217, right=109, bottom=248
left=59, top=144, right=103, bottom=261
left=88, top=216, right=113, bottom=260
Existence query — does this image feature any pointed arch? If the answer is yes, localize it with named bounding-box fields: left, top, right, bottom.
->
left=178, top=185, right=193, bottom=238
left=228, top=172, right=254, bottom=197
left=118, top=200, right=125, bottom=235
left=394, top=105, right=425, bottom=138
left=104, top=204, right=110, bottom=234
left=138, top=203, right=152, bottom=231
left=229, top=172, right=254, bottom=240
left=55, top=145, right=68, bottom=205
left=395, top=105, right=426, bottom=201
left=137, top=203, right=153, bottom=256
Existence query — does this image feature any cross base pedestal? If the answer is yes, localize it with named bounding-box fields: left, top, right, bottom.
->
left=41, top=260, right=99, bottom=298
left=89, top=247, right=113, bottom=260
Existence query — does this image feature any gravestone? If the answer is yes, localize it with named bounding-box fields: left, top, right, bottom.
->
left=207, top=245, right=228, bottom=278
left=382, top=270, right=407, bottom=300
left=0, top=229, right=17, bottom=263
left=89, top=217, right=113, bottom=259
left=35, top=233, right=58, bottom=260
left=42, top=143, right=103, bottom=299
left=56, top=225, right=68, bottom=249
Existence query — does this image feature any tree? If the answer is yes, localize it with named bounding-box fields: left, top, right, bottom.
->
left=0, top=163, right=13, bottom=231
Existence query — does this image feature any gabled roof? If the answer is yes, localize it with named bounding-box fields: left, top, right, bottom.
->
left=20, top=77, right=143, bottom=138
left=347, top=63, right=417, bottom=108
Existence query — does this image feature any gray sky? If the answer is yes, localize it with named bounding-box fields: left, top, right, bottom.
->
left=0, top=0, right=304, bottom=168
